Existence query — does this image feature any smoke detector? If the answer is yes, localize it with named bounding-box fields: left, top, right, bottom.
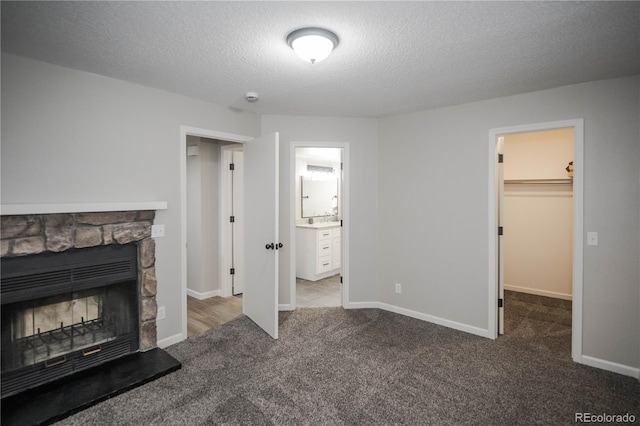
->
left=245, top=92, right=260, bottom=103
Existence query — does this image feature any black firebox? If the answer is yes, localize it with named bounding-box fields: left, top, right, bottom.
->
left=1, top=244, right=139, bottom=398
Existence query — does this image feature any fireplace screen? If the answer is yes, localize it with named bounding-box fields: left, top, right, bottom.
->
left=1, top=244, right=140, bottom=398
left=2, top=281, right=135, bottom=373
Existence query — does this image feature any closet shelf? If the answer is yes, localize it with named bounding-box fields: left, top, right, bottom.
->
left=504, top=179, right=573, bottom=184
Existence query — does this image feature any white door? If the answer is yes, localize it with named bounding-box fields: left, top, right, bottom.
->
left=497, top=136, right=505, bottom=334
left=232, top=150, right=245, bottom=295
left=243, top=132, right=279, bottom=339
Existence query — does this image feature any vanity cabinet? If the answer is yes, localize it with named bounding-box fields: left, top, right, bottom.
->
left=296, top=225, right=341, bottom=281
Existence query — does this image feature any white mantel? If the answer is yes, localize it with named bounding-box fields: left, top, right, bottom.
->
left=0, top=202, right=168, bottom=216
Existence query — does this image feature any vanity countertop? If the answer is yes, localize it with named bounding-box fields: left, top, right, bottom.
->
left=296, top=221, right=341, bottom=229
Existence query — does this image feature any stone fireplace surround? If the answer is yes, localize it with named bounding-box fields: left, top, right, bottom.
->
left=0, top=207, right=181, bottom=425
left=1, top=210, right=158, bottom=351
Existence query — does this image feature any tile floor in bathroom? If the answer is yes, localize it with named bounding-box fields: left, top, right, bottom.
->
left=296, top=273, right=341, bottom=307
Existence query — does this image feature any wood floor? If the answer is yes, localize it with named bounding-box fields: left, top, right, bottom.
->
left=187, top=295, right=243, bottom=337
left=187, top=275, right=342, bottom=336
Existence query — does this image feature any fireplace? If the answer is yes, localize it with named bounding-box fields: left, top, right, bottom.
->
left=1, top=210, right=180, bottom=425
left=1, top=244, right=139, bottom=397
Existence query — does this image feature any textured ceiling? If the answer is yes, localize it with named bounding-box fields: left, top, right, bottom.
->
left=2, top=1, right=639, bottom=118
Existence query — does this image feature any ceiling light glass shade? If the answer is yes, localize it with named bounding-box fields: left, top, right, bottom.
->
left=287, top=28, right=339, bottom=64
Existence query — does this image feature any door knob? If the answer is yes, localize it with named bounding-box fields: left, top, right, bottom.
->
left=265, top=243, right=274, bottom=250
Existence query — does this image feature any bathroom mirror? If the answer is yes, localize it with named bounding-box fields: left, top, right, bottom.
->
left=301, top=176, right=338, bottom=218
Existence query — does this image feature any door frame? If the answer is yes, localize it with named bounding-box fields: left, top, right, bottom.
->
left=180, top=126, right=252, bottom=341
left=220, top=144, right=244, bottom=297
left=487, top=119, right=584, bottom=363
left=289, top=142, right=350, bottom=309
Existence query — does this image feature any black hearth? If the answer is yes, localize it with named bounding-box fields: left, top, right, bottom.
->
left=1, top=244, right=139, bottom=398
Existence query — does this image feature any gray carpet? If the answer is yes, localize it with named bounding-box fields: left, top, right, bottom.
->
left=57, top=293, right=639, bottom=425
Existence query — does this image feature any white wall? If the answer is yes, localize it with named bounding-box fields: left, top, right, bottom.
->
left=1, top=53, right=261, bottom=344
left=378, top=76, right=639, bottom=371
left=504, top=128, right=574, bottom=180
left=187, top=138, right=203, bottom=295
left=504, top=185, right=573, bottom=298
left=261, top=116, right=379, bottom=306
left=503, top=129, right=574, bottom=299
left=186, top=138, right=220, bottom=298
left=200, top=141, right=220, bottom=296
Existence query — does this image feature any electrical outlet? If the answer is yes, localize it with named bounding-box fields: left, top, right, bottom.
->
left=157, top=306, right=166, bottom=320
left=395, top=283, right=402, bottom=294
left=151, top=224, right=165, bottom=238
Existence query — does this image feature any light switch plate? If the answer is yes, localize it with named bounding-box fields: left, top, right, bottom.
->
left=587, top=231, right=598, bottom=246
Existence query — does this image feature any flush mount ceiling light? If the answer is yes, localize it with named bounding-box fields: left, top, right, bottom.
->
left=287, top=27, right=339, bottom=64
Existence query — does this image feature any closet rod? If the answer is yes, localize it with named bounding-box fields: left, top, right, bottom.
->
left=504, top=179, right=573, bottom=184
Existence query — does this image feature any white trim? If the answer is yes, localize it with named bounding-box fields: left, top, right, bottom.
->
left=572, top=120, right=585, bottom=363
left=157, top=332, right=184, bottom=349
left=219, top=147, right=231, bottom=297
left=488, top=119, right=584, bottom=362
left=504, top=284, right=572, bottom=301
left=180, top=126, right=252, bottom=345
left=580, top=355, right=640, bottom=379
left=489, top=133, right=499, bottom=339
left=290, top=142, right=350, bottom=310
left=1, top=201, right=167, bottom=215
left=345, top=302, right=491, bottom=338
left=219, top=146, right=237, bottom=298
left=181, top=126, right=252, bottom=144
left=186, top=288, right=221, bottom=300
left=504, top=191, right=573, bottom=198
left=278, top=303, right=295, bottom=311
left=344, top=301, right=379, bottom=310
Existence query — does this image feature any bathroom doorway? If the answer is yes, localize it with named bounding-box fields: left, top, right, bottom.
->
left=291, top=145, right=347, bottom=308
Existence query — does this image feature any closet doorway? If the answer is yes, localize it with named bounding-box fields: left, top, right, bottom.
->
left=501, top=128, right=574, bottom=338
left=291, top=145, right=346, bottom=309
left=490, top=119, right=584, bottom=362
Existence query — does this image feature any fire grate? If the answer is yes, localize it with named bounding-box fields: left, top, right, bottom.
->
left=13, top=317, right=116, bottom=366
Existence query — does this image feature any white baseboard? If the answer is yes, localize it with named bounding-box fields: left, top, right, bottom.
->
left=186, top=288, right=221, bottom=300
left=345, top=301, right=379, bottom=310
left=345, top=301, right=491, bottom=338
left=505, top=284, right=572, bottom=300
left=157, top=332, right=184, bottom=349
left=580, top=355, right=640, bottom=379
left=279, top=303, right=295, bottom=311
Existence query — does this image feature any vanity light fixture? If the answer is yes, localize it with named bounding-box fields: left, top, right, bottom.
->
left=307, top=165, right=334, bottom=174
left=287, top=27, right=339, bottom=64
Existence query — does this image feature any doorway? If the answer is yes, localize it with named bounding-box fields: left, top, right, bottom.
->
left=290, top=143, right=349, bottom=309
left=488, top=119, right=584, bottom=363
left=185, top=136, right=243, bottom=336
left=499, top=128, right=574, bottom=345
left=179, top=126, right=280, bottom=342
